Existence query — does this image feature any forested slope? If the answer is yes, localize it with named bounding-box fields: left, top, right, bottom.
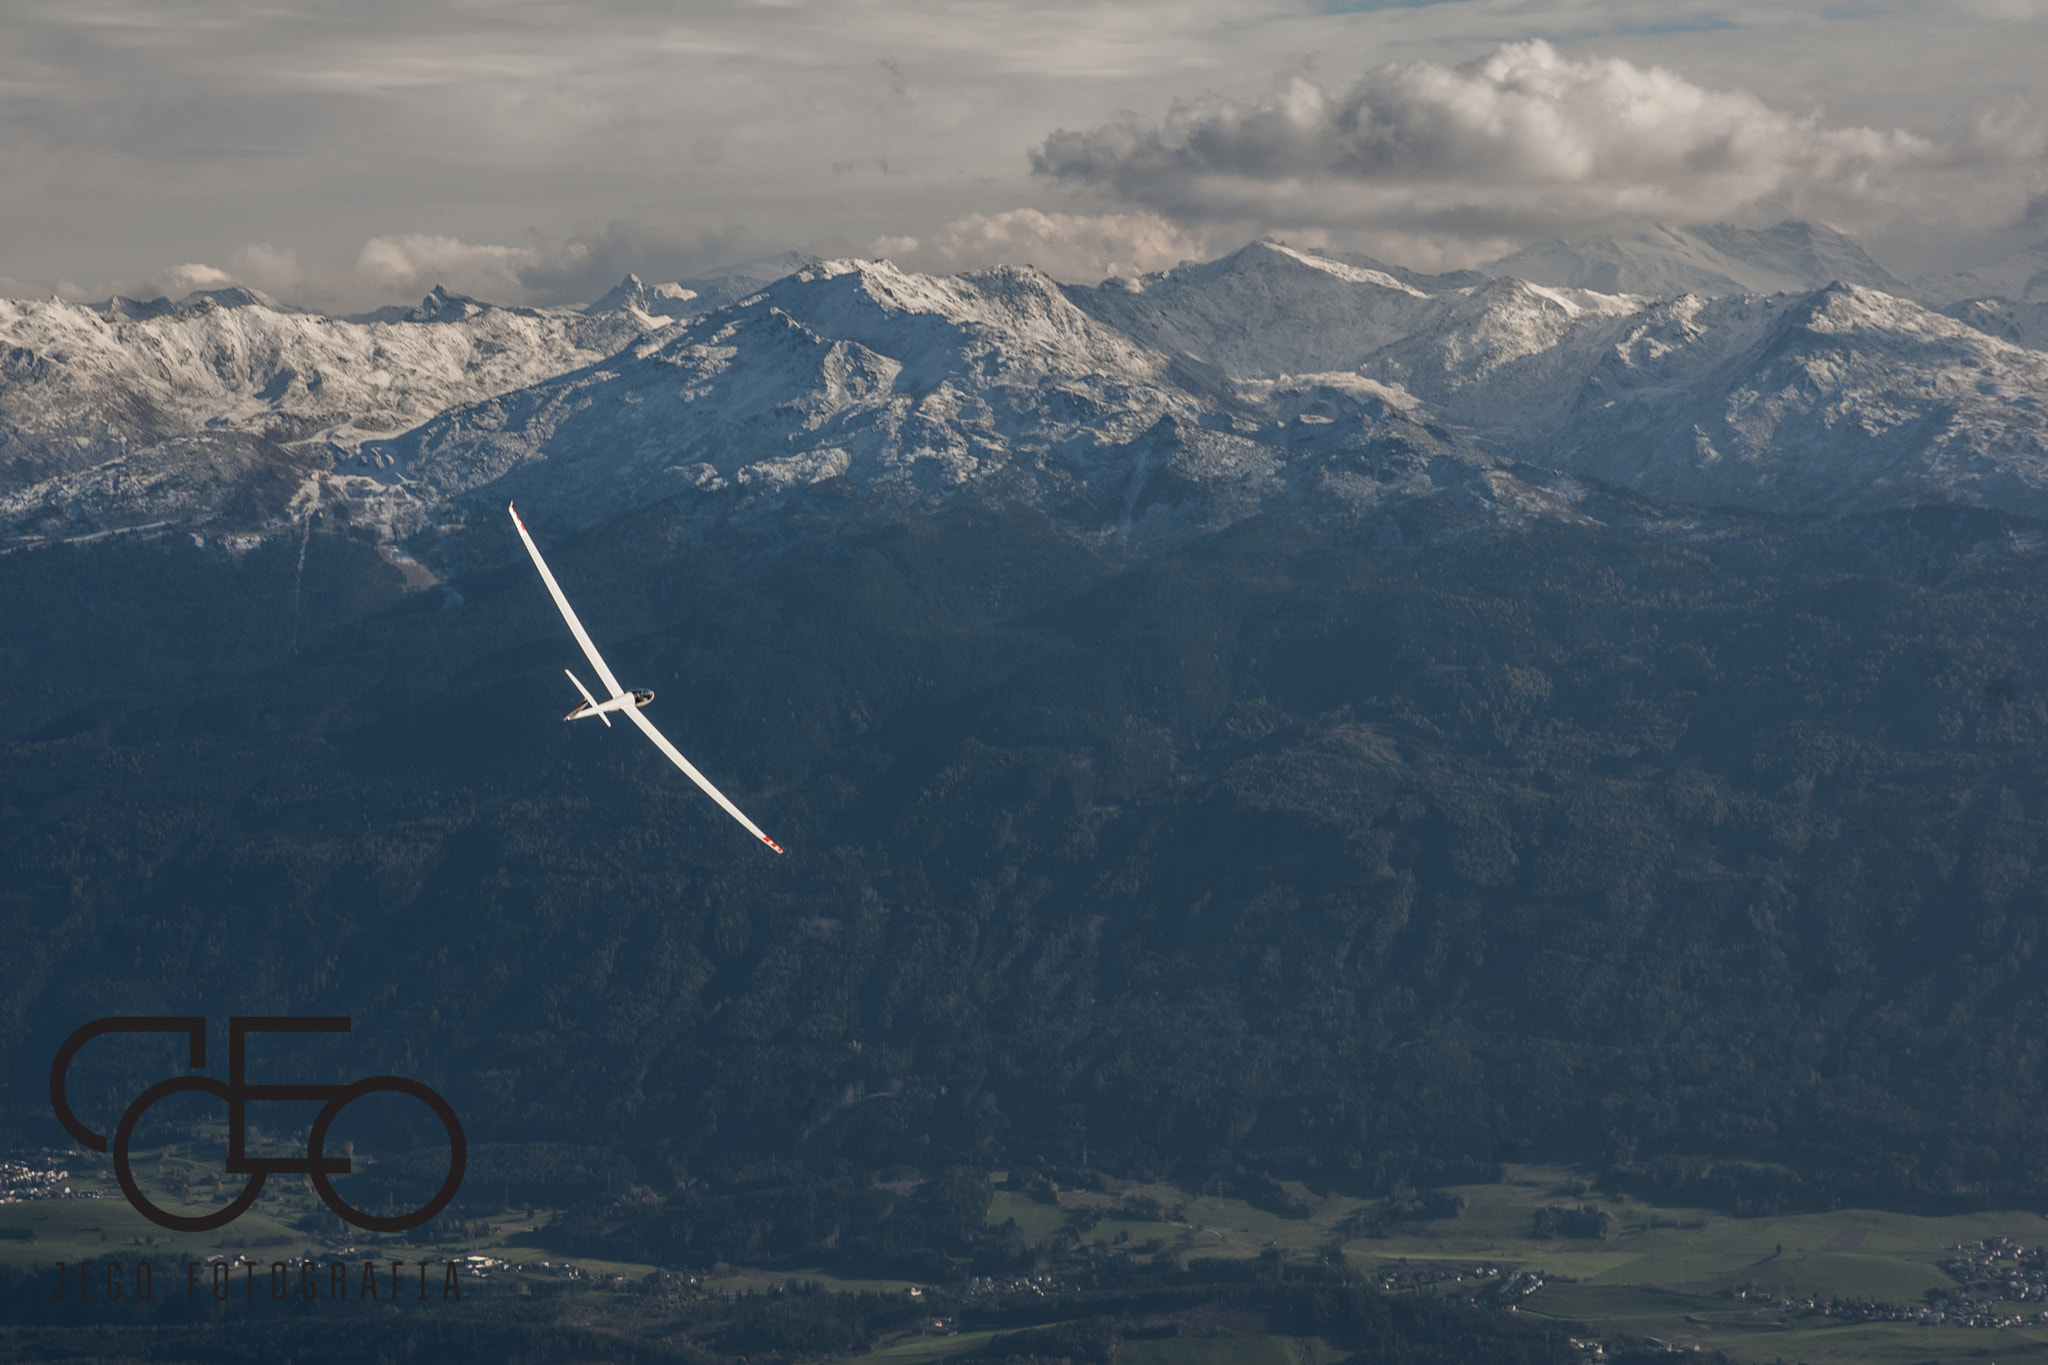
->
left=6, top=503, right=2048, bottom=1254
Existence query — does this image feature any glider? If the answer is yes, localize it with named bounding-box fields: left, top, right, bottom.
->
left=508, top=503, right=784, bottom=854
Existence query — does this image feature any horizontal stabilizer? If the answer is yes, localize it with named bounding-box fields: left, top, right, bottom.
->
left=564, top=669, right=610, bottom=726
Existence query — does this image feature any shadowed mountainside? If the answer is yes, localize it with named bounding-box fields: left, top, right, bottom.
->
left=8, top=503, right=2048, bottom=1255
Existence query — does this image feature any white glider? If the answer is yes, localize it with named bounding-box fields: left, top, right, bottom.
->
left=508, top=503, right=784, bottom=854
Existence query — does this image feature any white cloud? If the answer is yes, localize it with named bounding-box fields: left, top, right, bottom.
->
left=39, top=260, right=246, bottom=305
left=2, top=3, right=2043, bottom=290
left=226, top=243, right=309, bottom=296
left=158, top=262, right=237, bottom=294
left=1970, top=98, right=2048, bottom=163
left=1032, top=40, right=1984, bottom=242
left=353, top=234, right=541, bottom=300
left=29, top=218, right=786, bottom=315
left=868, top=209, right=1208, bottom=282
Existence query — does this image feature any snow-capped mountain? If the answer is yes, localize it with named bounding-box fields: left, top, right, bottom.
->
left=4, top=228, right=2048, bottom=558
left=1484, top=221, right=1910, bottom=298
left=1065, top=241, right=1660, bottom=460
left=0, top=285, right=661, bottom=543
left=1346, top=275, right=1650, bottom=436
left=350, top=258, right=1537, bottom=554
left=1941, top=297, right=2048, bottom=351
left=1545, top=285, right=2048, bottom=512
left=584, top=274, right=705, bottom=321
left=582, top=254, right=830, bottom=322
left=1074, top=241, right=1451, bottom=379
left=1073, top=242, right=2048, bottom=519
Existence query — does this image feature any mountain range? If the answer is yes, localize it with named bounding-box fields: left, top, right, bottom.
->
left=3, top=223, right=2047, bottom=559
left=15, top=220, right=2048, bottom=1258
left=0, top=285, right=656, bottom=546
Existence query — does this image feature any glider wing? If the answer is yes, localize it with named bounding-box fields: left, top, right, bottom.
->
left=508, top=502, right=625, bottom=699
left=622, top=705, right=785, bottom=854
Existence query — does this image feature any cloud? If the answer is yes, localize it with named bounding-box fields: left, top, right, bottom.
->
left=354, top=234, right=539, bottom=300
left=158, top=263, right=237, bottom=294
left=38, top=260, right=243, bottom=306
left=33, top=218, right=790, bottom=315
left=1970, top=98, right=2048, bottom=163
left=226, top=244, right=309, bottom=296
left=342, top=223, right=779, bottom=308
left=3, top=1, right=2044, bottom=294
left=869, top=209, right=1207, bottom=281
left=506, top=221, right=771, bottom=303
left=1032, top=40, right=1975, bottom=240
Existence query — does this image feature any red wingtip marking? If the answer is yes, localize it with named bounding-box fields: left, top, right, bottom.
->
left=765, top=838, right=784, bottom=854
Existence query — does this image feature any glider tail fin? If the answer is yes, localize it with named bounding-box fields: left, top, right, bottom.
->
left=563, top=669, right=611, bottom=726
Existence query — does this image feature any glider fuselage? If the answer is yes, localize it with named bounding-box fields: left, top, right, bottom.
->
left=565, top=688, right=655, bottom=722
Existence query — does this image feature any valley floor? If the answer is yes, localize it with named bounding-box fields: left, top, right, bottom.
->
left=7, top=1156, right=2048, bottom=1362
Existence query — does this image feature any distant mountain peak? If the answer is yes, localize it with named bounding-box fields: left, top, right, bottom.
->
left=95, top=294, right=179, bottom=321
left=184, top=285, right=280, bottom=311
left=409, top=284, right=490, bottom=322
left=1246, top=241, right=1432, bottom=297
left=88, top=286, right=283, bottom=320
left=1485, top=220, right=1909, bottom=299
left=585, top=274, right=700, bottom=318
left=347, top=284, right=507, bottom=325
left=581, top=258, right=827, bottom=319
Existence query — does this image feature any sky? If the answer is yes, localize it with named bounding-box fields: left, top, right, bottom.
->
left=0, top=0, right=2043, bottom=310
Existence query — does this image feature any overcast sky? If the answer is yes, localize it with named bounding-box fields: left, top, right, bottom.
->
left=0, top=0, right=2042, bottom=309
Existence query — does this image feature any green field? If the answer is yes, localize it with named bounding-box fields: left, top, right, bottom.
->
left=1122, top=1336, right=1339, bottom=1365
left=978, top=1166, right=2048, bottom=1363
left=862, top=1328, right=999, bottom=1365
left=857, top=1330, right=1346, bottom=1365
left=0, top=1142, right=942, bottom=1308
left=15, top=1154, right=2048, bottom=1362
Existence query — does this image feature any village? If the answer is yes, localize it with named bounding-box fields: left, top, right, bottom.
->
left=1696, top=1236, right=2048, bottom=1332
left=0, top=1154, right=108, bottom=1204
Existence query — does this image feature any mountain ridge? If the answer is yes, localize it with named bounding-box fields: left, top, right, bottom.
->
left=0, top=286, right=661, bottom=545
left=1483, top=220, right=1912, bottom=298
left=352, top=257, right=1547, bottom=560
left=4, top=226, right=2047, bottom=559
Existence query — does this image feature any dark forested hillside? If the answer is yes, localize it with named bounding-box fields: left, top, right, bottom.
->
left=7, top=502, right=2048, bottom=1255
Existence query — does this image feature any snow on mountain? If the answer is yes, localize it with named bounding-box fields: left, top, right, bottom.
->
left=5, top=228, right=2048, bottom=558
left=1072, top=241, right=1647, bottom=436
left=0, top=287, right=657, bottom=543
left=583, top=255, right=830, bottom=321
left=1068, top=240, right=1442, bottom=380
left=1075, top=239, right=2048, bottom=520
left=1351, top=276, right=1648, bottom=437
left=584, top=274, right=702, bottom=320
left=1942, top=297, right=2048, bottom=351
left=1485, top=221, right=1910, bottom=298
left=353, top=257, right=1529, bottom=553
left=1543, top=284, right=2048, bottom=513
left=348, top=257, right=1186, bottom=542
